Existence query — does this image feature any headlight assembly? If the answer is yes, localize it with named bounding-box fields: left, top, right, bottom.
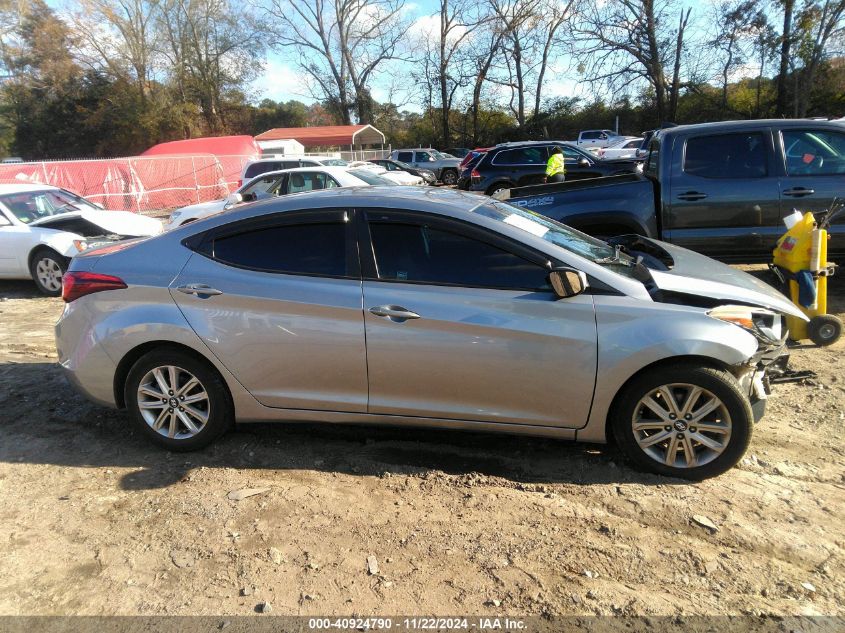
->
left=708, top=305, right=784, bottom=344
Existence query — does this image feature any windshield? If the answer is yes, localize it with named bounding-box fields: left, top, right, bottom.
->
left=473, top=200, right=634, bottom=266
left=0, top=188, right=100, bottom=224
left=348, top=169, right=392, bottom=185
left=430, top=150, right=446, bottom=160
left=318, top=158, right=348, bottom=166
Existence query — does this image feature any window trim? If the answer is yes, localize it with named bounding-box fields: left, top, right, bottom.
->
left=356, top=208, right=557, bottom=293
left=186, top=208, right=360, bottom=280
left=778, top=128, right=845, bottom=178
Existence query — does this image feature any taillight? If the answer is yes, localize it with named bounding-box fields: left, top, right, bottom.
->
left=62, top=271, right=127, bottom=303
left=471, top=168, right=481, bottom=180
left=236, top=179, right=242, bottom=188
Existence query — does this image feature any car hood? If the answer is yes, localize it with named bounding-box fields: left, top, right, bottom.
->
left=31, top=209, right=162, bottom=237
left=173, top=199, right=227, bottom=217
left=643, top=239, right=807, bottom=320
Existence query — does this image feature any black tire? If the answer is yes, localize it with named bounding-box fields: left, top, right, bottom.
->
left=808, top=314, right=843, bottom=347
left=485, top=183, right=510, bottom=197
left=124, top=348, right=234, bottom=451
left=29, top=247, right=69, bottom=297
left=610, top=363, right=753, bottom=480
left=440, top=169, right=458, bottom=186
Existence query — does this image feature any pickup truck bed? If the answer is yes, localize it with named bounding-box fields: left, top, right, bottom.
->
left=497, top=174, right=660, bottom=239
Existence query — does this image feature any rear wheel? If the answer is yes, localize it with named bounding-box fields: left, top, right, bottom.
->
left=485, top=183, right=510, bottom=197
left=610, top=364, right=752, bottom=480
left=440, top=169, right=458, bottom=186
left=125, top=349, right=233, bottom=451
left=30, top=248, right=68, bottom=296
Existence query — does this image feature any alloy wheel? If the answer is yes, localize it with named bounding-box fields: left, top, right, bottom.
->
left=632, top=383, right=732, bottom=469
left=137, top=365, right=210, bottom=440
left=36, top=257, right=63, bottom=292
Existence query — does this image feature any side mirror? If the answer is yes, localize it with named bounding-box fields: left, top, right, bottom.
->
left=578, top=157, right=590, bottom=167
left=549, top=268, right=588, bottom=299
left=225, top=192, right=243, bottom=207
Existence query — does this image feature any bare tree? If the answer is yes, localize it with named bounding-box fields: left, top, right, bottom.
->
left=792, top=0, right=845, bottom=116
left=67, top=0, right=160, bottom=104
left=775, top=0, right=795, bottom=116
left=468, top=20, right=504, bottom=144
left=263, top=0, right=408, bottom=124
left=572, top=0, right=694, bottom=123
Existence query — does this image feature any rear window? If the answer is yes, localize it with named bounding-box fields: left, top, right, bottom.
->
left=244, top=161, right=281, bottom=179
left=684, top=133, right=768, bottom=179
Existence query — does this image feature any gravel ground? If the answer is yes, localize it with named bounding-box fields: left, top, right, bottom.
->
left=0, top=270, right=844, bottom=623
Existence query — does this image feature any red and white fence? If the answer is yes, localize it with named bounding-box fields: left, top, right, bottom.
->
left=0, top=154, right=255, bottom=213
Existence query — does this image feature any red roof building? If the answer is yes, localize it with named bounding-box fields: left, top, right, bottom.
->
left=255, top=125, right=385, bottom=149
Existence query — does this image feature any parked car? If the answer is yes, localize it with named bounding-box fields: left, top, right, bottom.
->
left=0, top=184, right=161, bottom=295
left=390, top=149, right=461, bottom=185
left=166, top=167, right=388, bottom=229
left=575, top=130, right=625, bottom=150
left=456, top=150, right=489, bottom=190
left=466, top=141, right=641, bottom=195
left=598, top=137, right=644, bottom=160
left=369, top=158, right=436, bottom=184
left=239, top=156, right=348, bottom=187
left=57, top=186, right=804, bottom=479
left=497, top=119, right=845, bottom=263
left=443, top=147, right=471, bottom=158
left=346, top=161, right=423, bottom=185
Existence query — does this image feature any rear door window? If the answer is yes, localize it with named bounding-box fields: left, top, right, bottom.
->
left=684, top=133, right=768, bottom=179
left=782, top=129, right=845, bottom=176
left=207, top=221, right=348, bottom=277
left=494, top=147, right=547, bottom=166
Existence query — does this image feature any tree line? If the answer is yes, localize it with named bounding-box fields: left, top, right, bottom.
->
left=0, top=0, right=843, bottom=159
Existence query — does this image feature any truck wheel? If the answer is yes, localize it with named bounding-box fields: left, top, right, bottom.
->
left=610, top=364, right=753, bottom=480
left=440, top=169, right=458, bottom=186
left=808, top=315, right=843, bottom=346
left=30, top=247, right=69, bottom=297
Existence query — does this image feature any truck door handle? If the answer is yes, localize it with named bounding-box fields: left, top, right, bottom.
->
left=177, top=283, right=223, bottom=296
left=678, top=191, right=707, bottom=201
left=369, top=305, right=420, bottom=322
left=783, top=187, right=815, bottom=197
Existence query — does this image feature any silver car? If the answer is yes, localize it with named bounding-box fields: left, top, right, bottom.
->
left=55, top=187, right=806, bottom=479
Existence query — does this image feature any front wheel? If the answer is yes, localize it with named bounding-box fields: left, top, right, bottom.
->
left=30, top=248, right=69, bottom=296
left=610, top=364, right=753, bottom=480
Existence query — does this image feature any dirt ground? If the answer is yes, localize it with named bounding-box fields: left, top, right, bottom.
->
left=1, top=268, right=844, bottom=624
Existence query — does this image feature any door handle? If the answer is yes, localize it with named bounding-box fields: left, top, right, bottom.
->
left=369, top=305, right=420, bottom=322
left=783, top=187, right=815, bottom=197
left=678, top=191, right=707, bottom=201
left=177, top=283, right=223, bottom=296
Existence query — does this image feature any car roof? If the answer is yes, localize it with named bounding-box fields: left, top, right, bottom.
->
left=0, top=183, right=59, bottom=194
left=660, top=119, right=845, bottom=136
left=393, top=148, right=439, bottom=152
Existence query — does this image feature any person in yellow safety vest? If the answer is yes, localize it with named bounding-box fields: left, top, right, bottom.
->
left=545, top=146, right=565, bottom=183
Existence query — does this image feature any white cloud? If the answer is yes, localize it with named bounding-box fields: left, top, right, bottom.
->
left=250, top=57, right=316, bottom=105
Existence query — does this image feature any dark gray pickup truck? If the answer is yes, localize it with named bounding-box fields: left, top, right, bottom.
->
left=497, top=119, right=845, bottom=262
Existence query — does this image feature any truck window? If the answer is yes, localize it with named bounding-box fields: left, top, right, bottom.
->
left=782, top=130, right=845, bottom=176
left=645, top=138, right=660, bottom=176
left=397, top=151, right=413, bottom=162
left=684, top=133, right=767, bottom=179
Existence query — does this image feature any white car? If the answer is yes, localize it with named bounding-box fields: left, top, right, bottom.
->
left=0, top=184, right=162, bottom=295
left=346, top=161, right=423, bottom=185
left=166, top=166, right=390, bottom=230
left=239, top=155, right=349, bottom=186
left=598, top=137, right=644, bottom=160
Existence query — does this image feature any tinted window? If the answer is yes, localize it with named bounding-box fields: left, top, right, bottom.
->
left=397, top=151, right=413, bottom=162
left=211, top=223, right=347, bottom=276
left=244, top=161, right=281, bottom=179
left=581, top=131, right=599, bottom=140
left=684, top=133, right=767, bottom=179
left=415, top=152, right=434, bottom=162
left=348, top=169, right=391, bottom=185
left=782, top=129, right=845, bottom=176
left=368, top=222, right=550, bottom=290
left=495, top=147, right=547, bottom=166
left=281, top=161, right=300, bottom=169
left=562, top=146, right=587, bottom=164
left=287, top=171, right=334, bottom=193
left=624, top=140, right=641, bottom=149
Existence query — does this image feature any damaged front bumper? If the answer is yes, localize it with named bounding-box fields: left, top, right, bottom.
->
left=731, top=337, right=790, bottom=423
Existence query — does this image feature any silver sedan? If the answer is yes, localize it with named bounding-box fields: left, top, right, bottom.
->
left=56, top=187, right=805, bottom=479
